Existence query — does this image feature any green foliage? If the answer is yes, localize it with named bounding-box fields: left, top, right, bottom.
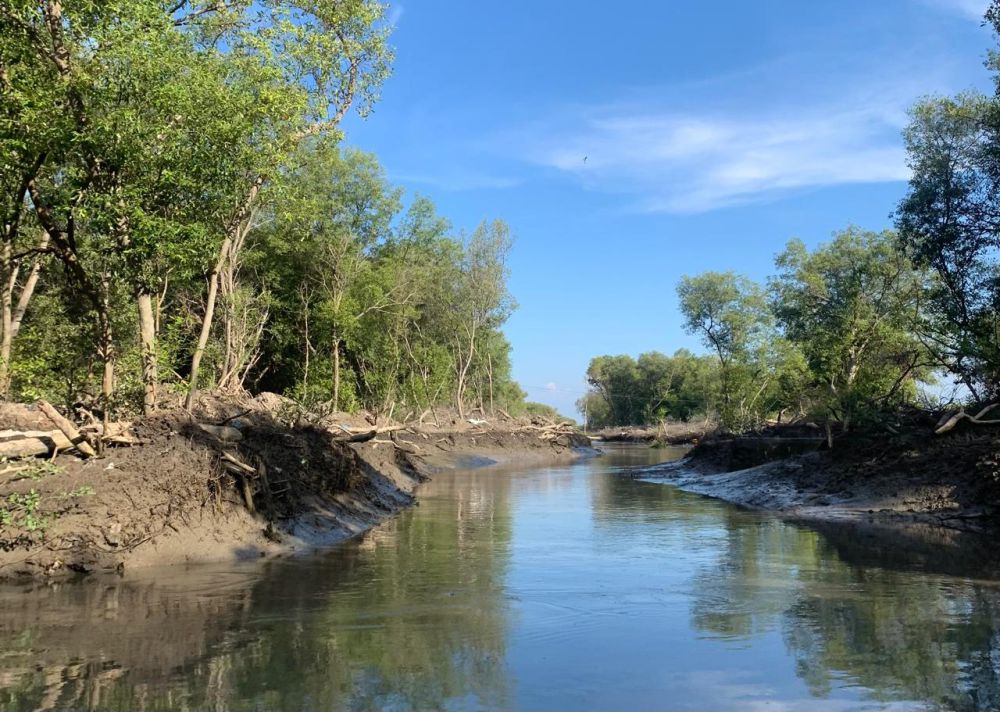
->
left=0, top=3, right=531, bottom=419
left=0, top=490, right=47, bottom=534
left=0, top=459, right=62, bottom=482
left=588, top=233, right=931, bottom=435
left=677, top=272, right=787, bottom=431
left=897, top=91, right=1000, bottom=399
left=522, top=402, right=562, bottom=420
left=771, top=228, right=930, bottom=427
left=579, top=350, right=719, bottom=429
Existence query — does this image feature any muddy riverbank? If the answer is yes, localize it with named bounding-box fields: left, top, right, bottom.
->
left=0, top=398, right=595, bottom=581
left=637, top=420, right=1000, bottom=534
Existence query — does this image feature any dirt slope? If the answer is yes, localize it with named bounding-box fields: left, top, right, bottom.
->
left=638, top=419, right=1000, bottom=534
left=0, top=401, right=595, bottom=580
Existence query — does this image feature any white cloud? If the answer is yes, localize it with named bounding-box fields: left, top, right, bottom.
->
left=387, top=4, right=404, bottom=27
left=511, top=76, right=927, bottom=213
left=389, top=168, right=521, bottom=192
left=919, top=0, right=988, bottom=21
left=544, top=382, right=558, bottom=392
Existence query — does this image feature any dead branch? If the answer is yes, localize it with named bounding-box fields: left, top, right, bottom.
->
left=332, top=424, right=411, bottom=442
left=220, top=452, right=255, bottom=473
left=934, top=403, right=1000, bottom=434
left=36, top=399, right=95, bottom=457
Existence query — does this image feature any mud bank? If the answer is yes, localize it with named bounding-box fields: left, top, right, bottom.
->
left=0, top=401, right=596, bottom=581
left=637, top=425, right=1000, bottom=534
left=590, top=421, right=711, bottom=446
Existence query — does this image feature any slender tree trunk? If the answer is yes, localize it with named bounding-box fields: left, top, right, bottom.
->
left=0, top=231, right=50, bottom=396
left=487, top=350, right=495, bottom=416
left=0, top=239, right=12, bottom=397
left=332, top=335, right=341, bottom=411
left=187, top=178, right=262, bottom=411
left=98, top=272, right=114, bottom=445
left=186, top=257, right=223, bottom=411
left=455, top=324, right=477, bottom=420
left=302, top=301, right=310, bottom=401
left=137, top=291, right=157, bottom=414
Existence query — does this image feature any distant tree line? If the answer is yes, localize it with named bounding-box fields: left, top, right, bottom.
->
left=0, top=1, right=531, bottom=422
left=580, top=229, right=928, bottom=434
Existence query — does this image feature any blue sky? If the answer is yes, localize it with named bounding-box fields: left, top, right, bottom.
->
left=343, top=0, right=995, bottom=417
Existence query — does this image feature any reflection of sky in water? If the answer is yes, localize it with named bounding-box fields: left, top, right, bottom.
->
left=0, top=443, right=997, bottom=711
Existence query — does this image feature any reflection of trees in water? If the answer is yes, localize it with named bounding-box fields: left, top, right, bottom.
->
left=588, top=469, right=729, bottom=527
left=687, top=511, right=1000, bottom=710
left=0, top=472, right=515, bottom=712
left=690, top=519, right=819, bottom=639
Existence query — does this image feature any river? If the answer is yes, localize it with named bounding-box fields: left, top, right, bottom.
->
left=1, top=444, right=998, bottom=711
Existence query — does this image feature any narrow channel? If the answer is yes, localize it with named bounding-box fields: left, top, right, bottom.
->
left=1, top=444, right=998, bottom=711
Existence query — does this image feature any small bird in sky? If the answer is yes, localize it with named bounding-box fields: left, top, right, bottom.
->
left=583, top=156, right=588, bottom=163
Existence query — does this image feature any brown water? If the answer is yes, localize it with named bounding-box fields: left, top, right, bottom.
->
left=1, top=444, right=999, bottom=711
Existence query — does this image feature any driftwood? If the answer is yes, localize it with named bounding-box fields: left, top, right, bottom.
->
left=219, top=453, right=257, bottom=513
left=0, top=430, right=75, bottom=459
left=36, top=399, right=96, bottom=457
left=81, top=421, right=134, bottom=439
left=381, top=432, right=423, bottom=455
left=220, top=452, right=255, bottom=473
left=935, top=404, right=1000, bottom=435
left=332, top=424, right=411, bottom=443
left=0, top=422, right=140, bottom=459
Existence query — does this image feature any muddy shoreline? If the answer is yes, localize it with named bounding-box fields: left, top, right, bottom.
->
left=0, top=401, right=597, bottom=582
left=633, top=426, right=1000, bottom=535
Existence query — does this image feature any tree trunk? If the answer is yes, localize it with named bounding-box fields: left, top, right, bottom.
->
left=186, top=177, right=262, bottom=411
left=302, top=303, right=311, bottom=401
left=186, top=234, right=232, bottom=410
left=0, top=231, right=48, bottom=397
left=332, top=335, right=341, bottom=411
left=0, top=238, right=12, bottom=398
left=186, top=263, right=221, bottom=411
left=98, top=274, right=115, bottom=445
left=137, top=291, right=157, bottom=414
left=455, top=326, right=477, bottom=420
left=487, top=350, right=495, bottom=416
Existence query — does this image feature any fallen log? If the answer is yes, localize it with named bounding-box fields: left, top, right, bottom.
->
left=36, top=399, right=96, bottom=457
left=0, top=430, right=74, bottom=459
left=935, top=403, right=1000, bottom=434
left=333, top=424, right=411, bottom=443
left=0, top=426, right=139, bottom=459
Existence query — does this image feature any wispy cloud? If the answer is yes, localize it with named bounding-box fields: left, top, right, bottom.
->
left=509, top=71, right=939, bottom=213
left=388, top=168, right=521, bottom=192
left=387, top=3, right=404, bottom=27
left=544, top=382, right=558, bottom=392
left=918, top=0, right=988, bottom=21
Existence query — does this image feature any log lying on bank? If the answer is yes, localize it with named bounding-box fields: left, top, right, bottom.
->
left=0, top=430, right=76, bottom=459
left=332, top=424, right=411, bottom=443
left=36, top=399, right=96, bottom=457
left=0, top=423, right=139, bottom=460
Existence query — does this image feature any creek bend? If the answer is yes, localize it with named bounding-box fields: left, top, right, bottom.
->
left=1, top=444, right=998, bottom=711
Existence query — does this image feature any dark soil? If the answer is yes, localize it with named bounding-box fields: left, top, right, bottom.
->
left=672, top=414, right=1000, bottom=533
left=0, top=401, right=596, bottom=581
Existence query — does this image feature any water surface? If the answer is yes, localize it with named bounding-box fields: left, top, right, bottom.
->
left=1, top=444, right=999, bottom=711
